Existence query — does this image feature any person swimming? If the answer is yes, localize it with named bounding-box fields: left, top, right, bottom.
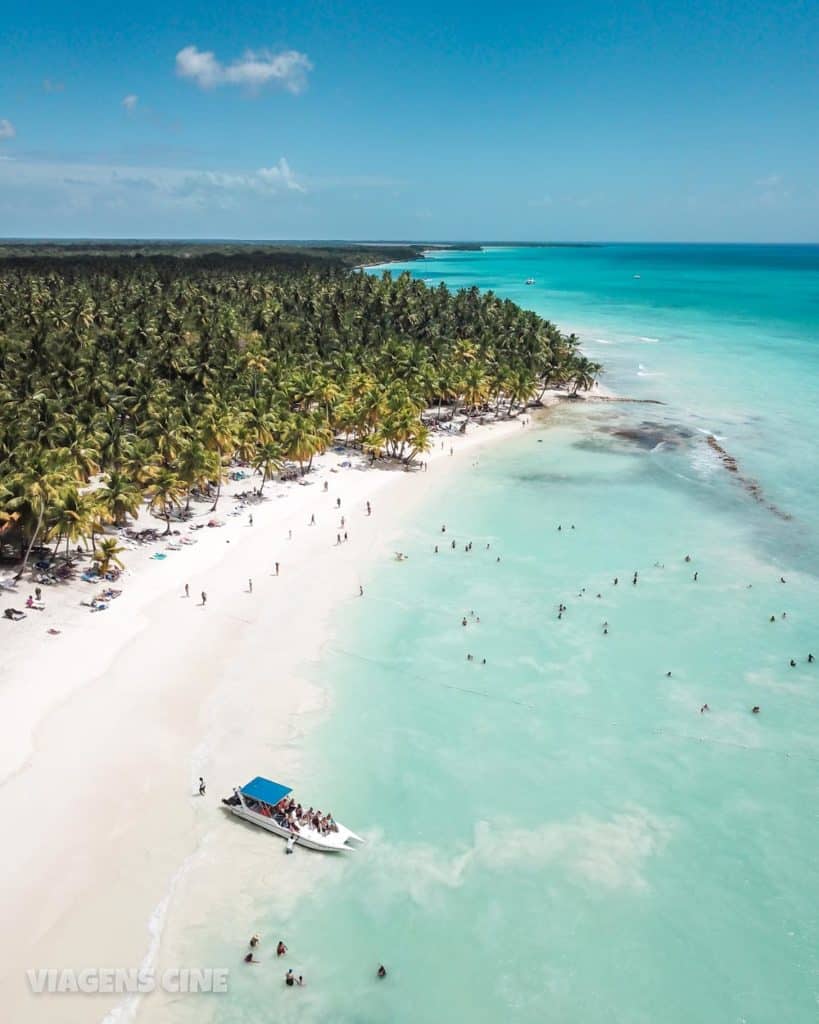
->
left=789, top=659, right=796, bottom=667
left=244, top=953, right=258, bottom=964
left=277, top=941, right=287, bottom=957
left=377, top=965, right=387, bottom=978
left=250, top=934, right=260, bottom=948
left=285, top=969, right=295, bottom=986
left=752, top=706, right=760, bottom=714
left=700, top=704, right=710, bottom=713
left=809, top=653, right=815, bottom=663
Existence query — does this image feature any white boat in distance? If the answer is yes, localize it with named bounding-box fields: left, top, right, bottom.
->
left=524, top=277, right=535, bottom=285
left=222, top=776, right=364, bottom=853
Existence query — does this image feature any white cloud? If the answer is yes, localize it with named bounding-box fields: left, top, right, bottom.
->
left=175, top=44, right=312, bottom=94
left=0, top=119, right=16, bottom=140
left=175, top=158, right=305, bottom=201
left=122, top=94, right=139, bottom=112
left=0, top=155, right=306, bottom=212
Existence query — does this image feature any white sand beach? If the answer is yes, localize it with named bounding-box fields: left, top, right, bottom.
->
left=0, top=407, right=556, bottom=1023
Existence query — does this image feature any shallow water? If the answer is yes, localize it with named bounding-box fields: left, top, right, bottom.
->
left=177, top=245, right=819, bottom=1023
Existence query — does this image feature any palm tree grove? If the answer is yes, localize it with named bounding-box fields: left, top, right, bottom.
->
left=0, top=246, right=599, bottom=576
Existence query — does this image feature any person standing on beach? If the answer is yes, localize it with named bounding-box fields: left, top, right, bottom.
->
left=248, top=578, right=253, bottom=593
left=366, top=501, right=372, bottom=516
left=310, top=514, right=315, bottom=526
left=184, top=583, right=189, bottom=598
left=359, top=585, right=364, bottom=597
left=249, top=514, right=253, bottom=527
left=275, top=562, right=280, bottom=576
left=201, top=591, right=207, bottom=606
left=198, top=777, right=206, bottom=795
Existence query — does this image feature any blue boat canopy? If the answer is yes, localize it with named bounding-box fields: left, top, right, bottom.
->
left=241, top=777, right=292, bottom=807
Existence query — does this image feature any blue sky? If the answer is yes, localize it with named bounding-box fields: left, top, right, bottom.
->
left=1, top=0, right=817, bottom=241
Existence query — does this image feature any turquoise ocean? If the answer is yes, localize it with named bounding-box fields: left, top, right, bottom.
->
left=206, top=246, right=819, bottom=1023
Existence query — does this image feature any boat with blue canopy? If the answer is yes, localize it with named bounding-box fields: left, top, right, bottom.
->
left=222, top=776, right=363, bottom=853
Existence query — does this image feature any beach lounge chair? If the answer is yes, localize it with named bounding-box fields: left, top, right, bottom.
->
left=3, top=608, right=26, bottom=621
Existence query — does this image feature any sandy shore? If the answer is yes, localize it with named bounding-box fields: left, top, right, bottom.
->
left=0, top=404, right=565, bottom=1022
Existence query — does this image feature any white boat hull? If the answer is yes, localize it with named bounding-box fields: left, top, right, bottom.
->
left=227, top=805, right=363, bottom=853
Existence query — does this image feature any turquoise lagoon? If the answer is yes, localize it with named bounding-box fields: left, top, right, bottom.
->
left=212, top=246, right=819, bottom=1023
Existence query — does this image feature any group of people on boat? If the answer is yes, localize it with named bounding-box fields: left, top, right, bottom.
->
left=240, top=792, right=339, bottom=837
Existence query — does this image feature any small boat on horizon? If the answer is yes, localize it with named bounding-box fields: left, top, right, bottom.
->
left=222, top=776, right=364, bottom=853
left=524, top=277, right=535, bottom=285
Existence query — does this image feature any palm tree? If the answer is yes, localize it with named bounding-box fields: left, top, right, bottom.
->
left=144, top=466, right=187, bottom=534
left=199, top=405, right=237, bottom=511
left=94, top=537, right=126, bottom=576
left=282, top=415, right=330, bottom=475
left=97, top=470, right=143, bottom=527
left=254, top=441, right=284, bottom=493
left=568, top=356, right=601, bottom=396
left=7, top=451, right=76, bottom=579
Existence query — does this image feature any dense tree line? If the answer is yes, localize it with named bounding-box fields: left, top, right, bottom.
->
left=0, top=251, right=599, bottom=574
